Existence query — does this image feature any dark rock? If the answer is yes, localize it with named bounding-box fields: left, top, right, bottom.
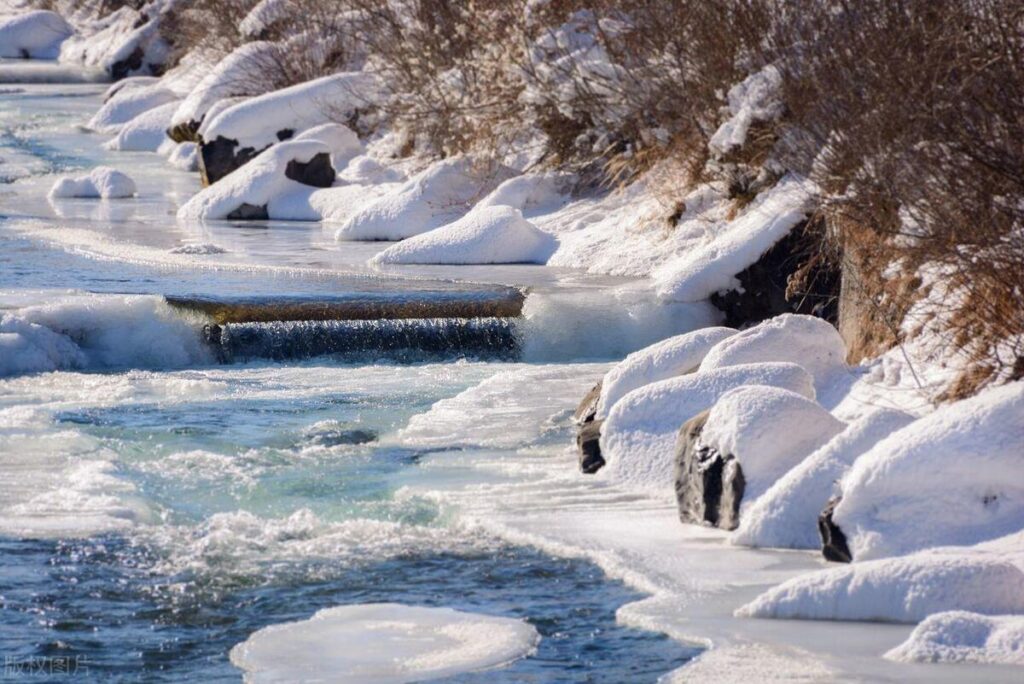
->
left=110, top=45, right=145, bottom=81
left=226, top=203, right=269, bottom=220
left=577, top=419, right=604, bottom=474
left=710, top=218, right=840, bottom=328
left=574, top=381, right=602, bottom=425
left=167, top=120, right=200, bottom=144
left=285, top=152, right=335, bottom=188
left=818, top=495, right=853, bottom=563
left=276, top=128, right=295, bottom=141
left=675, top=410, right=745, bottom=530
left=304, top=425, right=378, bottom=448
left=198, top=135, right=265, bottom=186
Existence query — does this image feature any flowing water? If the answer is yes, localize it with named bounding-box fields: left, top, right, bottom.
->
left=0, top=73, right=699, bottom=680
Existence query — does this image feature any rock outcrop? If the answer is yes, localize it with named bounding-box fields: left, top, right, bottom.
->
left=818, top=495, right=853, bottom=563
left=674, top=409, right=745, bottom=530
left=574, top=381, right=605, bottom=473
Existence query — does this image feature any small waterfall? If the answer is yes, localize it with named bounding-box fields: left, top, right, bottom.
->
left=205, top=318, right=521, bottom=363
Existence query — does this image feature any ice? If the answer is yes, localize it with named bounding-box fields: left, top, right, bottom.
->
left=732, top=408, right=915, bottom=549
left=104, top=99, right=178, bottom=151
left=0, top=10, right=72, bottom=59
left=230, top=603, right=539, bottom=683
left=371, top=205, right=557, bottom=265
left=599, top=362, right=816, bottom=491
left=595, top=327, right=737, bottom=420
left=885, top=611, right=1024, bottom=665
left=86, top=83, right=178, bottom=133
left=48, top=166, right=137, bottom=199
left=833, top=381, right=1024, bottom=560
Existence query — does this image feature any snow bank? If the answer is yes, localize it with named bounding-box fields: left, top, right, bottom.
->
left=0, top=10, right=72, bottom=59
left=105, top=100, right=179, bottom=152
left=294, top=123, right=362, bottom=168
left=371, top=205, right=556, bottom=265
left=885, top=611, right=1024, bottom=665
left=700, top=386, right=846, bottom=503
left=49, top=167, right=136, bottom=199
left=87, top=84, right=178, bottom=133
left=709, top=65, right=784, bottom=155
left=202, top=71, right=377, bottom=150
left=335, top=157, right=515, bottom=241
left=600, top=362, right=815, bottom=491
left=654, top=177, right=814, bottom=302
left=833, top=381, right=1024, bottom=560
left=733, top=408, right=915, bottom=549
left=699, top=314, right=848, bottom=395
left=229, top=603, right=539, bottom=683
left=737, top=538, right=1024, bottom=623
left=594, top=327, right=737, bottom=420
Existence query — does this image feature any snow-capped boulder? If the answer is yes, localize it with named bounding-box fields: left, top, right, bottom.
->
left=600, top=362, right=816, bottom=491
left=87, top=84, right=179, bottom=134
left=371, top=205, right=556, bottom=265
left=177, top=140, right=334, bottom=221
left=338, top=155, right=403, bottom=185
left=732, top=408, right=915, bottom=550
left=335, top=157, right=516, bottom=241
left=105, top=100, right=179, bottom=151
left=0, top=10, right=73, bottom=59
left=477, top=172, right=573, bottom=214
left=596, top=327, right=737, bottom=420
left=102, top=75, right=158, bottom=103
left=60, top=1, right=174, bottom=79
left=830, top=381, right=1024, bottom=561
left=885, top=611, right=1024, bottom=665
left=49, top=167, right=136, bottom=199
left=699, top=314, right=848, bottom=398
left=294, top=123, right=362, bottom=169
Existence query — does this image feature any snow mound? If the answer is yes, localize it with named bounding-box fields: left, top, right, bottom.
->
left=294, top=122, right=362, bottom=168
left=595, top=327, right=737, bottom=420
left=229, top=603, right=539, bottom=683
left=177, top=139, right=329, bottom=221
left=600, top=362, right=815, bottom=491
left=335, top=157, right=515, bottom=241
left=733, top=408, right=915, bottom=549
left=654, top=177, right=814, bottom=302
left=885, top=611, right=1024, bottom=665
left=701, top=386, right=846, bottom=503
left=338, top=155, right=403, bottom=185
left=737, top=538, right=1024, bottom=623
left=87, top=84, right=178, bottom=133
left=699, top=314, right=848, bottom=395
left=165, top=141, right=198, bottom=171
left=477, top=172, right=573, bottom=214
left=0, top=10, right=72, bottom=59
left=58, top=1, right=171, bottom=78
left=833, top=381, right=1024, bottom=560
left=49, top=167, right=136, bottom=199
left=105, top=100, right=178, bottom=152
left=202, top=71, right=377, bottom=150
left=372, top=205, right=556, bottom=265
left=709, top=65, right=784, bottom=155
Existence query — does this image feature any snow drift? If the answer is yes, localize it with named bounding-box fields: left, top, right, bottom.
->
left=885, top=611, right=1024, bottom=665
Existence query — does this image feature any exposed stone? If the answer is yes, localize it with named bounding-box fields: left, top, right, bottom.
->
left=675, top=409, right=745, bottom=530
left=226, top=203, right=269, bottom=220
left=574, top=381, right=602, bottom=425
left=198, top=129, right=301, bottom=186
left=577, top=419, right=604, bottom=474
left=285, top=152, right=335, bottom=188
left=167, top=120, right=200, bottom=144
left=110, top=45, right=145, bottom=81
left=818, top=495, right=853, bottom=563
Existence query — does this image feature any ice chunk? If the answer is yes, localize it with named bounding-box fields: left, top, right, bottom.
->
left=885, top=611, right=1024, bottom=665
left=0, top=10, right=72, bottom=59
left=49, top=167, right=136, bottom=199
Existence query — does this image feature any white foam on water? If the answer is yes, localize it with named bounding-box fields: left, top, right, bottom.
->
left=229, top=603, right=539, bottom=684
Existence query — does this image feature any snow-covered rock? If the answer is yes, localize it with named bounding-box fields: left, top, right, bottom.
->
left=0, top=10, right=72, bottom=59
left=595, top=327, right=737, bottom=420
left=600, top=362, right=816, bottom=491
left=371, top=205, right=556, bottom=265
left=832, top=381, right=1024, bottom=560
left=294, top=123, right=362, bottom=169
left=87, top=84, right=178, bottom=134
left=477, top=172, right=573, bottom=215
left=60, top=0, right=173, bottom=79
left=699, top=386, right=846, bottom=504
left=732, top=408, right=915, bottom=550
left=338, top=155, right=403, bottom=185
left=105, top=100, right=179, bottom=152
left=654, top=177, right=814, bottom=302
left=102, top=75, right=158, bottom=103
left=709, top=65, right=784, bottom=156
left=699, top=314, right=848, bottom=397
left=885, top=611, right=1024, bottom=665
left=336, top=157, right=516, bottom=241
left=49, top=167, right=136, bottom=199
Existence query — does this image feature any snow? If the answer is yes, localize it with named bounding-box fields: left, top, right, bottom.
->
left=229, top=603, right=539, bottom=683
left=294, top=122, right=362, bottom=168
left=87, top=84, right=178, bottom=133
left=477, top=172, right=573, bottom=215
left=732, top=408, right=916, bottom=550
left=102, top=75, right=158, bottom=103
left=49, top=167, right=136, bottom=199
left=177, top=139, right=330, bottom=221
left=833, top=381, right=1024, bottom=560
left=104, top=100, right=178, bottom=151
left=737, top=533, right=1024, bottom=623
left=371, top=205, right=557, bottom=265
left=0, top=10, right=72, bottom=59
left=699, top=314, right=849, bottom=399
left=594, top=327, right=737, bottom=420
left=59, top=1, right=171, bottom=77
left=338, top=155, right=404, bottom=184
left=654, top=177, right=814, bottom=302
left=599, top=362, right=816, bottom=491
left=240, top=0, right=292, bottom=38
left=700, top=386, right=846, bottom=503
left=335, top=157, right=516, bottom=241
left=709, top=65, right=784, bottom=155
left=885, top=611, right=1024, bottom=665
left=202, top=72, right=378, bottom=150
left=164, top=141, right=198, bottom=171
